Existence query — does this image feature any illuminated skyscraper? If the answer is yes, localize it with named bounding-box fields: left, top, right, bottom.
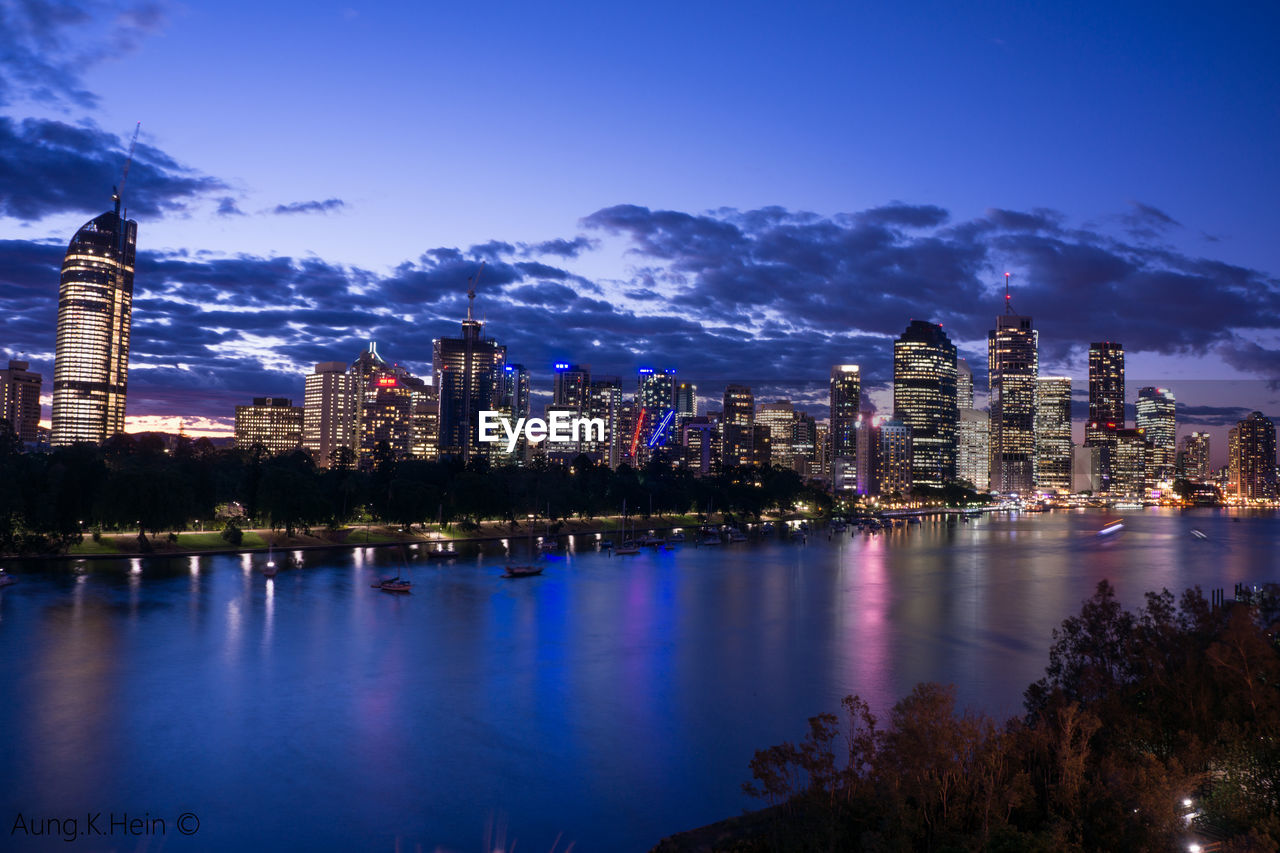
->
left=878, top=418, right=913, bottom=495
left=675, top=381, right=697, bottom=420
left=956, top=358, right=974, bottom=409
left=552, top=363, right=590, bottom=411
left=893, top=320, right=957, bottom=487
left=1035, top=376, right=1073, bottom=493
left=587, top=376, right=621, bottom=467
left=433, top=299, right=506, bottom=461
left=756, top=401, right=796, bottom=468
left=1135, top=387, right=1176, bottom=478
left=636, top=367, right=678, bottom=454
left=1, top=360, right=42, bottom=445
left=51, top=192, right=137, bottom=446
left=303, top=361, right=357, bottom=468
left=1230, top=411, right=1277, bottom=501
left=721, top=385, right=755, bottom=467
left=957, top=408, right=990, bottom=491
left=1180, top=432, right=1210, bottom=482
left=987, top=277, right=1038, bottom=494
left=1086, top=342, right=1124, bottom=446
left=830, top=365, right=861, bottom=458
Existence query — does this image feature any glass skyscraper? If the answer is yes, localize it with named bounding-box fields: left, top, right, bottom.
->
left=51, top=194, right=137, bottom=446
left=988, top=305, right=1038, bottom=495
left=892, top=320, right=958, bottom=487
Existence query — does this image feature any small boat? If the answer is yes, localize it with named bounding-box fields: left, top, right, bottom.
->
left=0, top=569, right=16, bottom=588
left=614, top=540, right=641, bottom=555
left=503, top=564, right=544, bottom=578
left=426, top=546, right=458, bottom=559
left=640, top=536, right=666, bottom=548
left=1097, top=520, right=1124, bottom=537
left=377, top=577, right=412, bottom=593
left=727, top=529, right=747, bottom=543
left=668, top=532, right=685, bottom=544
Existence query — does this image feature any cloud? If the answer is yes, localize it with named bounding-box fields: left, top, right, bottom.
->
left=215, top=196, right=245, bottom=217
left=270, top=197, right=346, bottom=215
left=0, top=0, right=168, bottom=108
left=3, top=200, right=1280, bottom=425
left=0, top=117, right=227, bottom=220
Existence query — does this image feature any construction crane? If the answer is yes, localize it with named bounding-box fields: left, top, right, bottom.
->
left=466, top=260, right=485, bottom=322
left=113, top=121, right=141, bottom=216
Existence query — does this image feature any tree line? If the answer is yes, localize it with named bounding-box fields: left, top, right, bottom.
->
left=709, top=581, right=1280, bottom=852
left=0, top=429, right=831, bottom=555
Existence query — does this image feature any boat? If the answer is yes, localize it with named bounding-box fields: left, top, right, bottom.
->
left=668, top=532, right=685, bottom=544
left=614, top=540, right=641, bottom=555
left=426, top=545, right=458, bottom=559
left=377, top=577, right=412, bottom=593
left=727, top=528, right=747, bottom=543
left=502, top=564, right=544, bottom=578
left=0, top=569, right=15, bottom=588
left=640, top=535, right=666, bottom=548
left=1097, top=520, right=1124, bottom=537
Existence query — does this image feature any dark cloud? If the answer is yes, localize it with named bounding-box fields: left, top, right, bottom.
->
left=1176, top=404, right=1254, bottom=427
left=524, top=236, right=597, bottom=258
left=3, top=200, right=1280, bottom=426
left=215, top=196, right=245, bottom=217
left=270, top=198, right=346, bottom=216
left=0, top=117, right=228, bottom=220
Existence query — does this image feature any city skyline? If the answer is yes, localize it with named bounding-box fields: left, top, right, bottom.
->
left=2, top=2, right=1279, bottom=469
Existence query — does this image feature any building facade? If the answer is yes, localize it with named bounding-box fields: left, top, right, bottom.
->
left=235, top=397, right=304, bottom=455
left=433, top=316, right=506, bottom=461
left=721, top=385, right=755, bottom=468
left=1035, top=376, right=1073, bottom=493
left=957, top=408, right=990, bottom=491
left=1, top=360, right=42, bottom=444
left=1230, top=411, right=1277, bottom=501
left=51, top=196, right=137, bottom=446
left=830, top=364, right=861, bottom=489
left=1135, top=387, right=1176, bottom=479
left=303, top=361, right=357, bottom=468
left=1180, top=432, right=1211, bottom=482
left=988, top=311, right=1038, bottom=494
left=893, top=320, right=958, bottom=487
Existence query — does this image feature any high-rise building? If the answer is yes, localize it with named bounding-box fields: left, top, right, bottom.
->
left=791, top=412, right=818, bottom=479
left=878, top=418, right=913, bottom=496
left=303, top=361, right=357, bottom=468
left=988, top=287, right=1038, bottom=494
left=956, top=358, right=974, bottom=409
left=587, top=376, right=621, bottom=468
left=552, top=363, right=591, bottom=411
left=956, top=408, right=990, bottom=492
left=1085, top=342, right=1124, bottom=447
left=1135, top=387, right=1176, bottom=479
left=1035, top=377, right=1073, bottom=493
left=893, top=320, right=958, bottom=487
left=756, top=401, right=796, bottom=468
left=51, top=192, right=137, bottom=446
left=433, top=300, right=506, bottom=461
left=636, top=368, right=678, bottom=453
left=1, top=360, right=42, bottom=445
left=675, top=381, right=697, bottom=421
left=1111, top=428, right=1149, bottom=496
left=854, top=412, right=880, bottom=495
left=411, top=384, right=440, bottom=461
left=1230, top=411, right=1277, bottom=501
left=1180, top=432, right=1211, bottom=482
left=235, top=397, right=303, bottom=455
left=830, top=365, right=860, bottom=457
left=721, top=385, right=755, bottom=468
left=359, top=374, right=415, bottom=463
left=681, top=417, right=716, bottom=475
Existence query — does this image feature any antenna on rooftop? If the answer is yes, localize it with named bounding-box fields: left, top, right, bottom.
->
left=466, top=261, right=485, bottom=322
left=1004, top=272, right=1013, bottom=314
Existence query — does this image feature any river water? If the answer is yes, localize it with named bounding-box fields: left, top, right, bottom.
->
left=1, top=508, right=1275, bottom=852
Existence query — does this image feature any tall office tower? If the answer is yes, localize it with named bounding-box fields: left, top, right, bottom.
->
left=830, top=364, right=860, bottom=489
left=234, top=397, right=304, bottom=455
left=878, top=418, right=913, bottom=495
left=303, top=361, right=357, bottom=468
left=813, top=424, right=830, bottom=483
left=721, top=384, right=755, bottom=467
left=756, top=401, right=796, bottom=468
left=433, top=296, right=506, bottom=461
left=893, top=320, right=958, bottom=487
left=359, top=372, right=415, bottom=462
left=1, top=360, right=43, bottom=444
left=1035, top=376, right=1073, bottom=493
left=636, top=368, right=678, bottom=452
left=791, top=411, right=817, bottom=478
left=675, top=381, right=697, bottom=421
left=956, top=358, right=974, bottom=409
left=497, top=363, right=531, bottom=419
left=618, top=399, right=639, bottom=467
left=956, top=408, right=990, bottom=491
left=854, top=412, right=880, bottom=495
left=552, top=363, right=591, bottom=411
left=988, top=280, right=1038, bottom=494
left=681, top=417, right=716, bottom=476
left=1180, top=432, right=1211, bottom=482
left=1085, top=342, right=1125, bottom=446
left=1230, top=411, right=1277, bottom=501
left=751, top=424, right=772, bottom=467
left=587, top=376, right=622, bottom=467
left=1111, top=428, right=1149, bottom=496
left=411, top=384, right=440, bottom=460
left=1227, top=426, right=1241, bottom=495
left=51, top=191, right=137, bottom=446
left=1135, top=387, right=1176, bottom=479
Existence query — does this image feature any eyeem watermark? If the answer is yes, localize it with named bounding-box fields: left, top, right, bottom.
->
left=477, top=411, right=605, bottom=453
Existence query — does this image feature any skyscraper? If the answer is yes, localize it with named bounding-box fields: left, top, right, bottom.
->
left=830, top=364, right=860, bottom=490
left=1035, top=376, right=1073, bottom=493
left=756, top=401, right=796, bottom=468
left=433, top=298, right=506, bottom=461
left=957, top=408, right=990, bottom=491
left=636, top=368, right=678, bottom=453
left=1135, top=387, right=1176, bottom=479
left=675, top=381, right=697, bottom=421
left=552, top=363, right=591, bottom=411
left=1086, top=342, right=1124, bottom=445
left=587, top=376, right=621, bottom=467
left=1230, top=411, right=1277, bottom=501
left=988, top=280, right=1038, bottom=494
left=51, top=192, right=137, bottom=446
left=303, top=361, right=357, bottom=468
left=721, top=385, right=755, bottom=468
left=956, top=358, right=974, bottom=409
left=893, top=320, right=958, bottom=487
left=1180, top=432, right=1210, bottom=482
left=878, top=418, right=913, bottom=495
left=1, top=360, right=42, bottom=445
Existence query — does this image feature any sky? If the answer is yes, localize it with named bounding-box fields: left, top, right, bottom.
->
left=2, top=0, right=1279, bottom=465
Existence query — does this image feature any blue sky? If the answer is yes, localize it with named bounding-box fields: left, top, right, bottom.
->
left=2, top=0, right=1279, bottom=461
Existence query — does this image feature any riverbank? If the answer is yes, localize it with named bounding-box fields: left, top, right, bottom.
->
left=3, top=512, right=818, bottom=562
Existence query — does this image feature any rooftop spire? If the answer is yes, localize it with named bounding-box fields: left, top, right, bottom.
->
left=1004, top=272, right=1013, bottom=314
